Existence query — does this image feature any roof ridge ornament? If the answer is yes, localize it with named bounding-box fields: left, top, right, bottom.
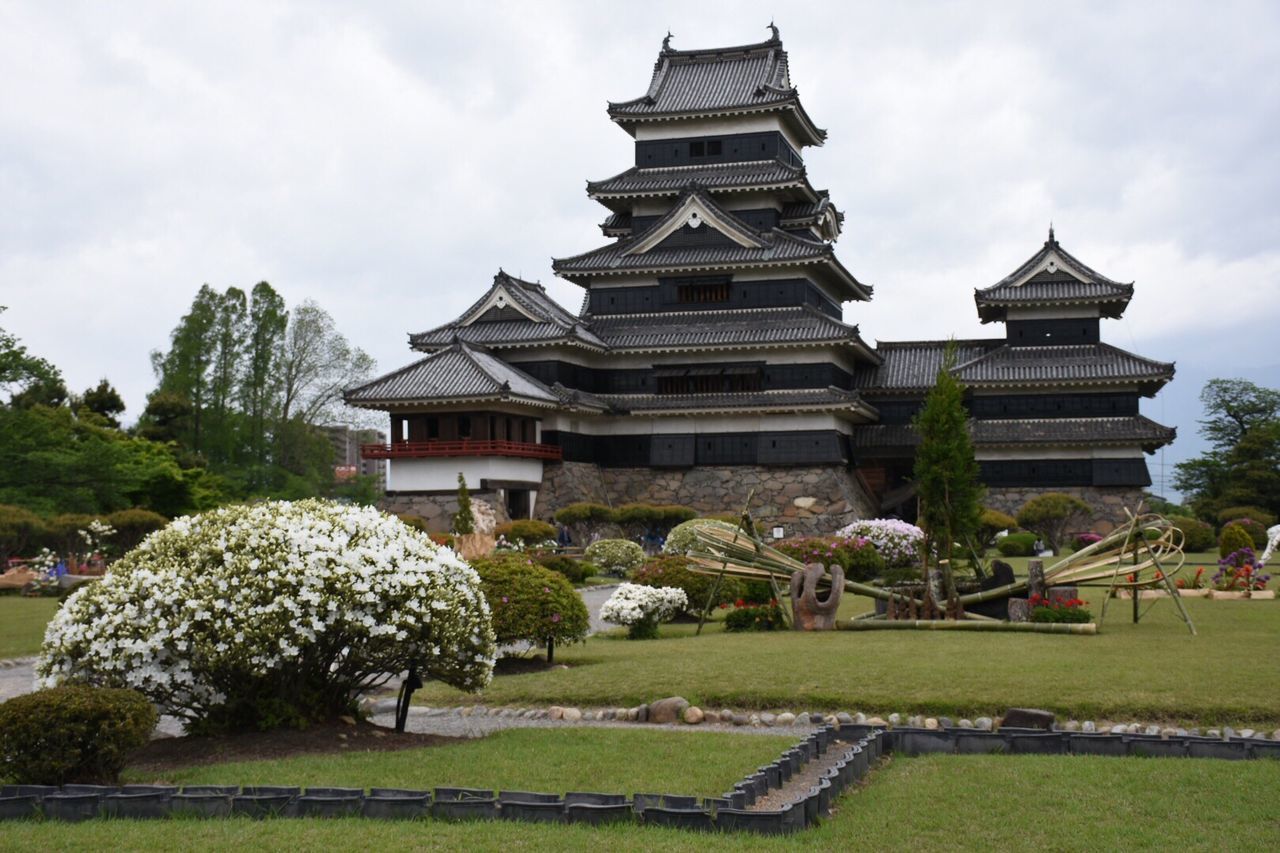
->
left=662, top=30, right=673, bottom=52
left=1048, top=222, right=1057, bottom=245
left=768, top=21, right=780, bottom=41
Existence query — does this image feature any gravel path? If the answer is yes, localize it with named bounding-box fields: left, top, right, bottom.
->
left=368, top=706, right=808, bottom=740
left=0, top=658, right=36, bottom=703
left=579, top=583, right=618, bottom=635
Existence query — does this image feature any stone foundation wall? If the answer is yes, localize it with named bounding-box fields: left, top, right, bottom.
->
left=536, top=462, right=877, bottom=537
left=983, top=486, right=1147, bottom=534
left=379, top=493, right=508, bottom=534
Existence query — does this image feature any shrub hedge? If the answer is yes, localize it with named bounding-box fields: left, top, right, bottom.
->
left=772, top=536, right=885, bottom=582
left=494, top=519, right=557, bottom=547
left=0, top=686, right=156, bottom=785
left=997, top=531, right=1039, bottom=557
left=535, top=554, right=596, bottom=584
left=105, top=508, right=169, bottom=553
left=1219, top=523, right=1254, bottom=559
left=1169, top=515, right=1215, bottom=552
left=584, top=539, right=646, bottom=575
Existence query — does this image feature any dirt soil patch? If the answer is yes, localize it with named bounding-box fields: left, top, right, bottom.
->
left=127, top=721, right=464, bottom=777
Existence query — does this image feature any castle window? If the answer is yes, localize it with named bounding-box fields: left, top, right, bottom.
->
left=677, top=282, right=730, bottom=303
left=690, top=141, right=705, bottom=156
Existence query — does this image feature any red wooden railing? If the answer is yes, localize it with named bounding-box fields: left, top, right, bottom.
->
left=360, top=439, right=563, bottom=461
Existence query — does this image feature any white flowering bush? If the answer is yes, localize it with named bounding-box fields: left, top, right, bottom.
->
left=37, top=499, right=496, bottom=733
left=584, top=538, right=646, bottom=575
left=599, top=582, right=688, bottom=639
left=835, top=518, right=924, bottom=568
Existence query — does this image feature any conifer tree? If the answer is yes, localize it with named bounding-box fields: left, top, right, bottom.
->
left=912, top=341, right=983, bottom=569
left=453, top=473, right=475, bottom=534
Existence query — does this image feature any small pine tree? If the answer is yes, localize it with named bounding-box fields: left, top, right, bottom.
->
left=912, top=341, right=984, bottom=570
left=453, top=473, right=475, bottom=535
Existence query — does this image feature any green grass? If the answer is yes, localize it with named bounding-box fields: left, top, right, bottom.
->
left=416, top=593, right=1280, bottom=726
left=4, top=755, right=1277, bottom=851
left=127, top=727, right=791, bottom=796
left=0, top=596, right=58, bottom=659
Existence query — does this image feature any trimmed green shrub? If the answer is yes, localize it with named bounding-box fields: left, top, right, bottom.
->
left=977, top=508, right=1018, bottom=551
left=0, top=504, right=47, bottom=563
left=663, top=518, right=741, bottom=555
left=1169, top=515, right=1215, bottom=552
left=1217, top=505, right=1277, bottom=529
left=41, top=513, right=96, bottom=556
left=1219, top=522, right=1254, bottom=559
left=997, top=531, right=1038, bottom=557
left=554, top=502, right=616, bottom=544
left=1015, top=493, right=1091, bottom=555
left=495, top=519, right=557, bottom=548
left=105, top=508, right=168, bottom=553
left=723, top=602, right=785, bottom=632
left=584, top=538, right=645, bottom=575
left=469, top=554, right=590, bottom=660
left=535, top=554, right=596, bottom=584
left=0, top=686, right=156, bottom=785
left=614, top=503, right=698, bottom=540
left=632, top=554, right=744, bottom=617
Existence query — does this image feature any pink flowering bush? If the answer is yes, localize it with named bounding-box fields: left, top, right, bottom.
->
left=835, top=519, right=924, bottom=568
left=468, top=553, right=590, bottom=658
left=773, top=536, right=885, bottom=581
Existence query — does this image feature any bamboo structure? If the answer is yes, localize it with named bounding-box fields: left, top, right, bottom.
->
left=686, top=508, right=1195, bottom=634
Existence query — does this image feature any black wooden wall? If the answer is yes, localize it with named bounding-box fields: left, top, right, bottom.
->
left=634, top=131, right=802, bottom=169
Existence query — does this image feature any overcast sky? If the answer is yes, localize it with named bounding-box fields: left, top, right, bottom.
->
left=2, top=1, right=1278, bottom=498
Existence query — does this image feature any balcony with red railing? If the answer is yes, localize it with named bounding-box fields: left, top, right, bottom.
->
left=360, top=439, right=563, bottom=461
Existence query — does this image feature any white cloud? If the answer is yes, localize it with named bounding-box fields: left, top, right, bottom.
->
left=0, top=0, right=1277, bottom=468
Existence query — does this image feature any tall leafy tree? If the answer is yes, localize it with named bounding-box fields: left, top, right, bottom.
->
left=152, top=285, right=220, bottom=455
left=241, top=282, right=288, bottom=477
left=912, top=341, right=983, bottom=569
left=1175, top=378, right=1280, bottom=517
left=277, top=300, right=375, bottom=425
left=204, top=287, right=247, bottom=465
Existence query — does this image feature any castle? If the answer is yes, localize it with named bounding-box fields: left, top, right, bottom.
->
left=345, top=28, right=1175, bottom=535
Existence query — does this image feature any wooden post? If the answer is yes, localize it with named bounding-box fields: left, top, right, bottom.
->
left=1027, top=559, right=1045, bottom=600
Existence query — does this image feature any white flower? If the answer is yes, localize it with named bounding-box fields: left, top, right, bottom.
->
left=600, top=583, right=688, bottom=626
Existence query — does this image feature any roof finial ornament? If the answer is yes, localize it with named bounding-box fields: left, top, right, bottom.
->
left=768, top=21, right=780, bottom=41
left=662, top=30, right=673, bottom=51
left=1048, top=222, right=1056, bottom=244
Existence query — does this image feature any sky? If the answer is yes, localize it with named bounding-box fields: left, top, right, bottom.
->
left=2, top=1, right=1278, bottom=499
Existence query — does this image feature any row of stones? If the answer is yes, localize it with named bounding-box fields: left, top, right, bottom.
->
left=407, top=701, right=1280, bottom=742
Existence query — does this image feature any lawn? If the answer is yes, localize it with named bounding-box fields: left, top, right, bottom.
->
left=128, top=727, right=792, bottom=796
left=415, top=593, right=1280, bottom=726
left=0, top=596, right=58, bottom=659
left=3, top=754, right=1277, bottom=851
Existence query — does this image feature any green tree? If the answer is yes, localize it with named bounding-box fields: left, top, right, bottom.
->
left=151, top=285, right=220, bottom=455
left=0, top=306, right=65, bottom=408
left=205, top=287, right=247, bottom=465
left=912, top=342, right=983, bottom=568
left=453, top=473, right=474, bottom=534
left=241, top=282, right=287, bottom=480
left=1174, top=378, right=1280, bottom=517
left=1016, top=492, right=1091, bottom=556
left=78, top=379, right=126, bottom=428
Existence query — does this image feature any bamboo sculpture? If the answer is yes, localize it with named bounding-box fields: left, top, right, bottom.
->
left=686, top=508, right=1194, bottom=635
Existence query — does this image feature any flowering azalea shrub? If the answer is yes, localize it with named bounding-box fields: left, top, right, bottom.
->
left=773, top=536, right=885, bottom=581
left=599, top=582, right=687, bottom=639
left=835, top=519, right=923, bottom=568
left=632, top=554, right=743, bottom=617
left=1029, top=594, right=1092, bottom=624
left=468, top=553, right=589, bottom=660
left=37, top=500, right=496, bottom=733
left=1072, top=532, right=1103, bottom=551
left=721, top=599, right=785, bottom=632
left=584, top=538, right=645, bottom=576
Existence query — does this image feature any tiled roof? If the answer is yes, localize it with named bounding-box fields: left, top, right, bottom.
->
left=600, top=211, right=632, bottom=236
left=976, top=230, right=1134, bottom=321
left=951, top=343, right=1175, bottom=391
left=855, top=340, right=1003, bottom=391
left=607, top=29, right=826, bottom=145
left=555, top=187, right=867, bottom=299
left=587, top=159, right=811, bottom=199
left=345, top=341, right=559, bottom=408
left=595, top=386, right=870, bottom=415
left=849, top=416, right=1176, bottom=454
left=588, top=305, right=871, bottom=351
left=409, top=270, right=607, bottom=352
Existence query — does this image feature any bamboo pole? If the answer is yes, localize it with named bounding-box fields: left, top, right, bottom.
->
left=842, top=620, right=1097, bottom=635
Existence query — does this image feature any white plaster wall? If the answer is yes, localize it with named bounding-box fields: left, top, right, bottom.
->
left=387, top=457, right=544, bottom=492
left=975, top=447, right=1146, bottom=461
left=540, top=411, right=848, bottom=435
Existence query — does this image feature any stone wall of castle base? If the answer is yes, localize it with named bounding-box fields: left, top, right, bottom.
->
left=536, top=462, right=878, bottom=538
left=982, top=486, right=1148, bottom=535
left=379, top=492, right=508, bottom=534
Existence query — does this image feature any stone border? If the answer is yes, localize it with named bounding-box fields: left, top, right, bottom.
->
left=0, top=726, right=875, bottom=834
left=2, top=724, right=1276, bottom=831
